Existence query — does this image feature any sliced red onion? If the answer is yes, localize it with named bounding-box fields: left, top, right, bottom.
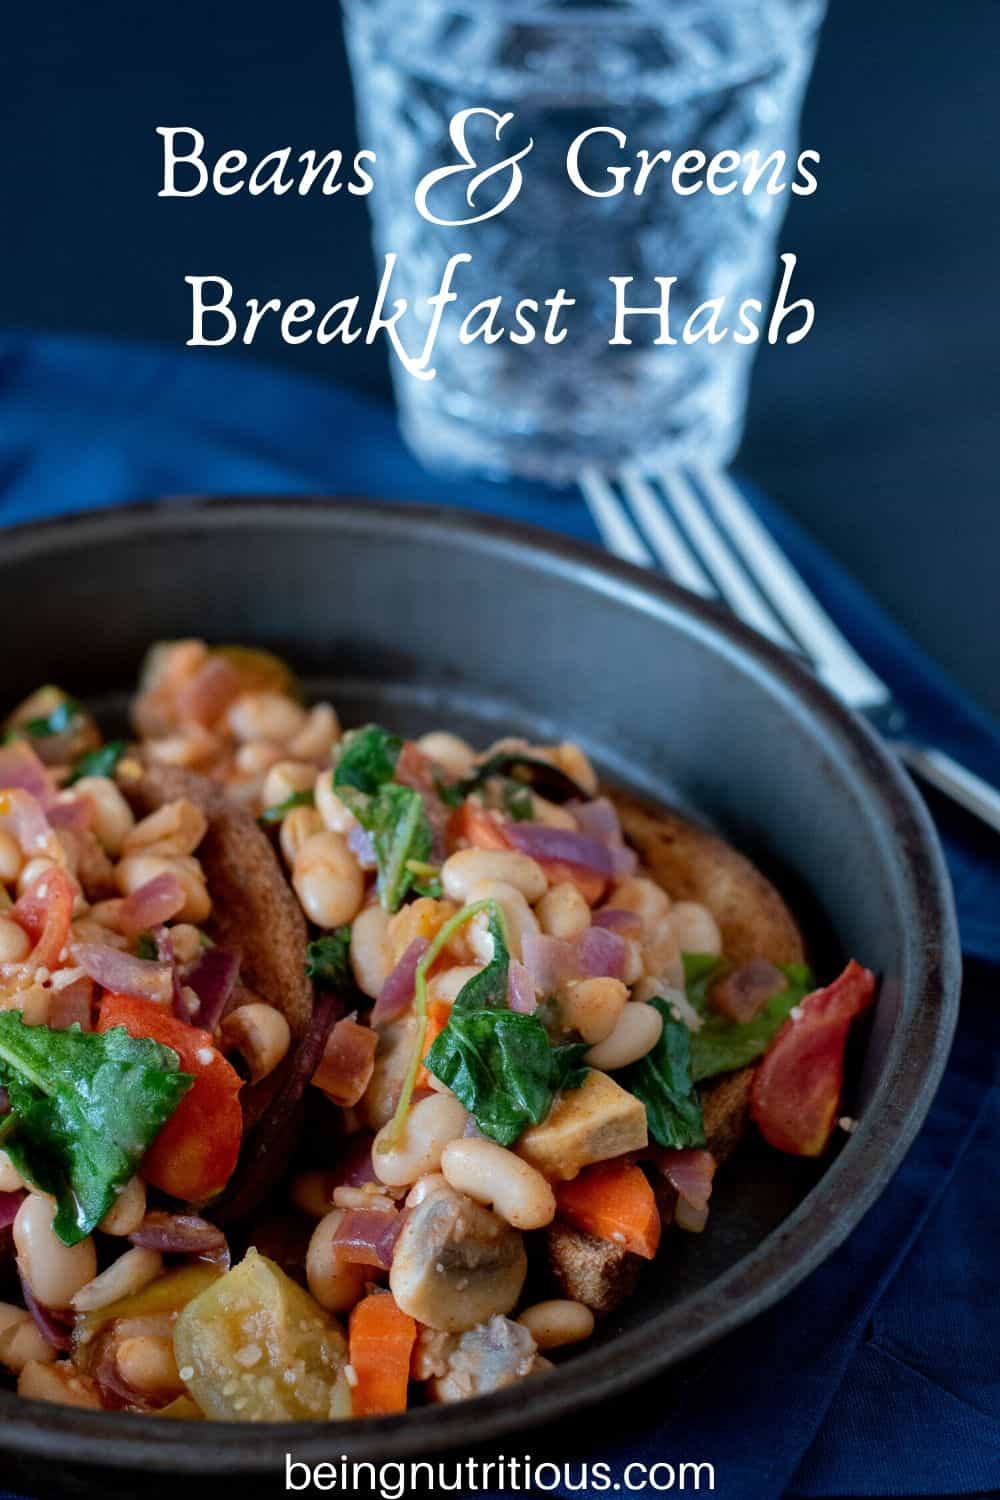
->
left=567, top=797, right=638, bottom=878
left=330, top=1207, right=404, bottom=1269
left=46, top=795, right=94, bottom=834
left=521, top=927, right=626, bottom=992
left=655, top=1147, right=716, bottom=1213
left=371, top=937, right=429, bottom=1025
left=154, top=926, right=189, bottom=1022
left=48, top=975, right=94, bottom=1031
left=504, top=822, right=614, bottom=877
left=19, top=1274, right=73, bottom=1351
left=312, top=1017, right=378, bottom=1107
left=506, top=958, right=537, bottom=1013
left=329, top=1132, right=379, bottom=1188
left=183, top=945, right=240, bottom=1032
left=208, top=989, right=345, bottom=1226
left=0, top=1189, right=25, bottom=1229
left=118, top=873, right=186, bottom=938
left=0, top=742, right=56, bottom=802
left=72, top=941, right=173, bottom=1005
left=709, top=959, right=784, bottom=1023
left=129, top=1211, right=227, bottom=1255
left=0, top=789, right=54, bottom=861
left=347, top=822, right=378, bottom=871
left=175, top=655, right=242, bottom=728
left=592, top=907, right=643, bottom=941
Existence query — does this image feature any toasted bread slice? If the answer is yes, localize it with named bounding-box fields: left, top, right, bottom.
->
left=546, top=796, right=805, bottom=1312
left=121, top=763, right=312, bottom=1039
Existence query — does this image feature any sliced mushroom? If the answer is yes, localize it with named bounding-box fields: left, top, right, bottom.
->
left=428, top=1315, right=538, bottom=1403
left=389, top=1184, right=527, bottom=1333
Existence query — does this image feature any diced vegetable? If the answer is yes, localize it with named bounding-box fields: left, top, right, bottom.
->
left=98, top=996, right=242, bottom=1203
left=73, top=1263, right=222, bottom=1353
left=211, top=645, right=297, bottom=699
left=305, top=929, right=354, bottom=992
left=173, top=1251, right=350, bottom=1421
left=555, top=1161, right=661, bottom=1260
left=0, top=1012, right=193, bottom=1246
left=416, top=999, right=452, bottom=1089
left=750, top=960, right=876, bottom=1157
left=332, top=727, right=434, bottom=913
left=622, top=998, right=706, bottom=1150
left=515, top=1069, right=648, bottom=1181
left=11, top=866, right=76, bottom=974
left=446, top=800, right=510, bottom=851
left=258, top=789, right=315, bottom=825
left=67, top=740, right=128, bottom=785
left=689, top=962, right=814, bottom=1082
left=348, top=1293, right=417, bottom=1416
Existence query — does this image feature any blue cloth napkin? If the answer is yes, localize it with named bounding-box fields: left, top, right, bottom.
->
left=1, top=330, right=998, bottom=1499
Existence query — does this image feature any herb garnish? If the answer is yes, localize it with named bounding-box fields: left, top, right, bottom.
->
left=688, top=960, right=814, bottom=1082
left=332, top=725, right=434, bottom=913
left=67, top=740, right=127, bottom=785
left=436, top=749, right=587, bottom=809
left=623, top=997, right=706, bottom=1150
left=20, top=696, right=86, bottom=740
left=305, top=929, right=354, bottom=992
left=0, top=1013, right=193, bottom=1246
left=257, top=788, right=315, bottom=826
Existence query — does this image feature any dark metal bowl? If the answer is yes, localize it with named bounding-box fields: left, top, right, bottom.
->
left=0, top=499, right=959, bottom=1497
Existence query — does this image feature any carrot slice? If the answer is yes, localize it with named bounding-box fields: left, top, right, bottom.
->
left=348, top=1292, right=417, bottom=1416
left=555, top=1161, right=661, bottom=1260
left=416, top=998, right=452, bottom=1090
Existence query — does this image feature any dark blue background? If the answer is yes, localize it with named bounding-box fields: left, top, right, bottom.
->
left=6, top=0, right=999, bottom=712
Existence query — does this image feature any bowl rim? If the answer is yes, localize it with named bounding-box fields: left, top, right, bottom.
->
left=0, top=495, right=961, bottom=1472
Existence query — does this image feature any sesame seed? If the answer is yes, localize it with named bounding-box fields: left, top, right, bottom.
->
left=838, top=1115, right=858, bottom=1134
left=196, top=1047, right=214, bottom=1066
left=179, top=1365, right=194, bottom=1382
left=789, top=1005, right=803, bottom=1021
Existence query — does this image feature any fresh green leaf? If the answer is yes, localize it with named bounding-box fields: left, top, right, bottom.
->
left=425, top=1008, right=586, bottom=1148
left=333, top=724, right=402, bottom=797
left=624, top=998, right=705, bottom=1150
left=134, top=932, right=159, bottom=962
left=436, top=750, right=586, bottom=808
left=689, top=963, right=814, bottom=1082
left=67, top=740, right=127, bottom=785
left=451, top=907, right=510, bottom=1013
left=305, top=929, right=354, bottom=991
left=0, top=1013, right=193, bottom=1246
left=21, top=696, right=86, bottom=740
left=682, top=952, right=728, bottom=1013
left=257, top=789, right=315, bottom=826
left=502, top=780, right=535, bottom=822
left=549, top=1040, right=590, bottom=1094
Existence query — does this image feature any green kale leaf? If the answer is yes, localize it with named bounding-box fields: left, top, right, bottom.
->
left=623, top=997, right=706, bottom=1150
left=257, top=788, right=315, bottom=826
left=333, top=724, right=402, bottom=796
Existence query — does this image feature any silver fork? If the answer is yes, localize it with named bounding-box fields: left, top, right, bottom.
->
left=580, top=460, right=1000, bottom=835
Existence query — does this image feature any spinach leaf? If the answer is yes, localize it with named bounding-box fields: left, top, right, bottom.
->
left=502, top=780, right=535, bottom=822
left=682, top=952, right=729, bottom=1013
left=67, top=740, right=127, bottom=785
left=305, top=929, right=354, bottom=991
left=333, top=724, right=402, bottom=796
left=0, top=1013, right=193, bottom=1246
left=689, top=963, right=814, bottom=1082
left=451, top=906, right=510, bottom=1013
left=257, top=788, right=315, bottom=826
left=21, top=696, right=86, bottom=740
left=624, top=997, right=706, bottom=1150
left=550, top=1040, right=590, bottom=1094
left=436, top=750, right=586, bottom=808
left=425, top=1009, right=587, bottom=1147
left=134, top=932, right=159, bottom=961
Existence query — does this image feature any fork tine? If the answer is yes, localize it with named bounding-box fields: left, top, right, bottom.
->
left=693, top=463, right=888, bottom=709
left=579, top=465, right=654, bottom=566
left=653, top=466, right=803, bottom=653
left=619, top=466, right=715, bottom=597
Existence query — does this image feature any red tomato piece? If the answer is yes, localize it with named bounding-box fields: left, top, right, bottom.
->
left=749, top=959, right=877, bottom=1157
left=12, top=866, right=76, bottom=973
left=98, top=994, right=243, bottom=1203
left=446, top=799, right=511, bottom=851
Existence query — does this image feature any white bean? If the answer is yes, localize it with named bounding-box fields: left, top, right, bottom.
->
left=561, top=977, right=629, bottom=1044
left=612, top=876, right=677, bottom=974
left=552, top=742, right=598, bottom=797
left=466, top=880, right=540, bottom=963
left=71, top=1248, right=163, bottom=1312
left=117, top=851, right=211, bottom=925
left=234, top=742, right=283, bottom=777
left=517, top=1299, right=595, bottom=1349
left=72, top=777, right=135, bottom=856
left=536, top=883, right=590, bottom=940
left=0, top=918, right=31, bottom=965
left=314, top=774, right=356, bottom=834
left=287, top=703, right=341, bottom=762
left=404, top=1173, right=449, bottom=1208
left=115, top=1335, right=182, bottom=1397
left=0, top=1305, right=57, bottom=1373
left=306, top=1210, right=371, bottom=1313
left=280, top=805, right=324, bottom=865
left=14, top=1194, right=97, bottom=1309
left=261, top=760, right=317, bottom=812
left=349, top=905, right=394, bottom=1000
left=122, top=799, right=207, bottom=858
left=440, top=1139, right=556, bottom=1230
left=416, top=732, right=476, bottom=779
left=293, top=831, right=365, bottom=928
left=219, top=1003, right=291, bottom=1082
left=584, top=1001, right=664, bottom=1069
left=442, top=848, right=547, bottom=905
left=0, top=830, right=24, bottom=884
left=428, top=965, right=481, bottom=1005
left=17, top=856, right=58, bottom=898
left=0, top=1149, right=25, bottom=1193
left=98, top=1176, right=147, bottom=1237
left=2, top=983, right=50, bottom=1027
left=227, top=691, right=306, bottom=745
left=669, top=901, right=723, bottom=957
left=17, top=1360, right=102, bottom=1407
left=373, top=1094, right=469, bottom=1187
left=167, top=923, right=203, bottom=965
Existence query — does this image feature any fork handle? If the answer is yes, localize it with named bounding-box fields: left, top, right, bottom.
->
left=894, top=743, right=1000, bottom=835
